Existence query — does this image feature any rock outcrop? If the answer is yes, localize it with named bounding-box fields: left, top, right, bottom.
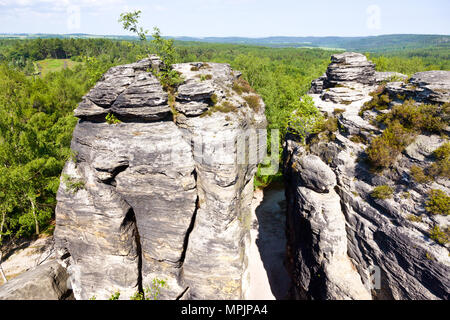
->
left=0, top=260, right=72, bottom=300
left=0, top=236, right=55, bottom=287
left=285, top=52, right=450, bottom=300
left=54, top=57, right=266, bottom=300
left=386, top=71, right=450, bottom=104
left=309, top=52, right=376, bottom=95
left=375, top=72, right=408, bottom=84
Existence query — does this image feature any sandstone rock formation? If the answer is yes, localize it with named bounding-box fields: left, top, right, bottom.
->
left=375, top=71, right=408, bottom=84
left=0, top=236, right=55, bottom=287
left=386, top=71, right=450, bottom=104
left=309, top=52, right=376, bottom=96
left=285, top=52, right=450, bottom=300
left=0, top=260, right=72, bottom=300
left=54, top=57, right=266, bottom=300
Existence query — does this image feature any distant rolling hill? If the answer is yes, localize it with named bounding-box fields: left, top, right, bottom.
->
left=1, top=33, right=449, bottom=52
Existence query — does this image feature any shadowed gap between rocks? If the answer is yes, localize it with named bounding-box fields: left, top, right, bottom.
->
left=121, top=207, right=143, bottom=294
left=179, top=177, right=199, bottom=268
left=176, top=170, right=199, bottom=298
left=252, top=184, right=292, bottom=300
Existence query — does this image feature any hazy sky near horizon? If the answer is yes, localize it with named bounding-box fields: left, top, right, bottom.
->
left=0, top=0, right=449, bottom=37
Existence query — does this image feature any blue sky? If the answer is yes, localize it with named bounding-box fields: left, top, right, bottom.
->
left=0, top=0, right=449, bottom=37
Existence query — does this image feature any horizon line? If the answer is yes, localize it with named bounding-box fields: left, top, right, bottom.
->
left=1, top=33, right=450, bottom=39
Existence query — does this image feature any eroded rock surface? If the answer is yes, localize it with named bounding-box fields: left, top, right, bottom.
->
left=0, top=260, right=72, bottom=300
left=54, top=58, right=266, bottom=300
left=325, top=52, right=376, bottom=87
left=386, top=70, right=450, bottom=104
left=375, top=71, right=408, bottom=84
left=285, top=53, right=450, bottom=300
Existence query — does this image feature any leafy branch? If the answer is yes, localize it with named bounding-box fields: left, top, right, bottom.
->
left=118, top=10, right=148, bottom=41
left=118, top=11, right=182, bottom=90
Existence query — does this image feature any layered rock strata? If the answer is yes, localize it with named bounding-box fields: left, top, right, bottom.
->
left=285, top=52, right=450, bottom=300
left=54, top=58, right=267, bottom=300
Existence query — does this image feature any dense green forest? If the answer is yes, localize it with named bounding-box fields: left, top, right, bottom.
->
left=0, top=37, right=449, bottom=244
left=2, top=33, right=449, bottom=52
left=367, top=47, right=450, bottom=75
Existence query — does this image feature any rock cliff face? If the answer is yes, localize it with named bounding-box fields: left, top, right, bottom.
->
left=285, top=52, right=450, bottom=300
left=54, top=57, right=266, bottom=300
left=386, top=71, right=450, bottom=104
left=0, top=261, right=72, bottom=300
left=309, top=52, right=376, bottom=96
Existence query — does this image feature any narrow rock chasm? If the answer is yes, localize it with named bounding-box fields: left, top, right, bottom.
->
left=248, top=185, right=292, bottom=300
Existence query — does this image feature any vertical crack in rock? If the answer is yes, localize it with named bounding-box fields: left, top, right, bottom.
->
left=135, top=226, right=143, bottom=294
left=176, top=286, right=190, bottom=300
left=54, top=58, right=267, bottom=300
left=285, top=52, right=450, bottom=300
left=178, top=175, right=199, bottom=268
left=337, top=191, right=375, bottom=298
left=120, top=207, right=143, bottom=294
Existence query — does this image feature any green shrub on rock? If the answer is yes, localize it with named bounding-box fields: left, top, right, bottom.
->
left=360, top=86, right=391, bottom=115
left=371, top=185, right=394, bottom=200
left=320, top=117, right=338, bottom=133
left=106, top=113, right=121, bottom=125
left=410, top=165, right=431, bottom=184
left=232, top=78, right=254, bottom=95
left=366, top=121, right=413, bottom=169
left=429, top=225, right=449, bottom=245
left=378, top=100, right=447, bottom=134
left=429, top=142, right=450, bottom=179
left=426, top=189, right=450, bottom=216
left=407, top=214, right=423, bottom=223
left=243, top=95, right=262, bottom=112
left=287, top=95, right=324, bottom=144
left=62, top=174, right=85, bottom=194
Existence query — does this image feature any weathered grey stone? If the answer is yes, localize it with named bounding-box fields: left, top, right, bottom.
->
left=385, top=81, right=417, bottom=100
left=375, top=72, right=408, bottom=84
left=0, top=260, right=72, bottom=300
left=175, top=101, right=209, bottom=116
left=386, top=71, right=450, bottom=104
left=74, top=98, right=109, bottom=118
left=171, top=74, right=267, bottom=298
left=177, top=82, right=215, bottom=101
left=55, top=159, right=141, bottom=300
left=321, top=87, right=366, bottom=104
left=294, top=155, right=337, bottom=193
left=308, top=74, right=327, bottom=94
left=409, top=71, right=450, bottom=103
left=172, top=62, right=238, bottom=89
left=295, top=186, right=371, bottom=300
left=85, top=70, right=134, bottom=107
left=77, top=58, right=169, bottom=121
left=285, top=133, right=450, bottom=300
left=339, top=111, right=380, bottom=137
left=284, top=57, right=450, bottom=300
left=326, top=52, right=376, bottom=86
left=308, top=52, right=377, bottom=100
left=405, top=135, right=446, bottom=162
left=112, top=73, right=170, bottom=121
left=55, top=58, right=267, bottom=300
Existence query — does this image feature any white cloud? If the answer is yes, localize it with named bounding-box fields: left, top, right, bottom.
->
left=153, top=4, right=166, bottom=12
left=0, top=0, right=126, bottom=32
left=0, top=0, right=125, bottom=19
left=1, top=0, right=124, bottom=8
left=366, top=4, right=382, bottom=31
